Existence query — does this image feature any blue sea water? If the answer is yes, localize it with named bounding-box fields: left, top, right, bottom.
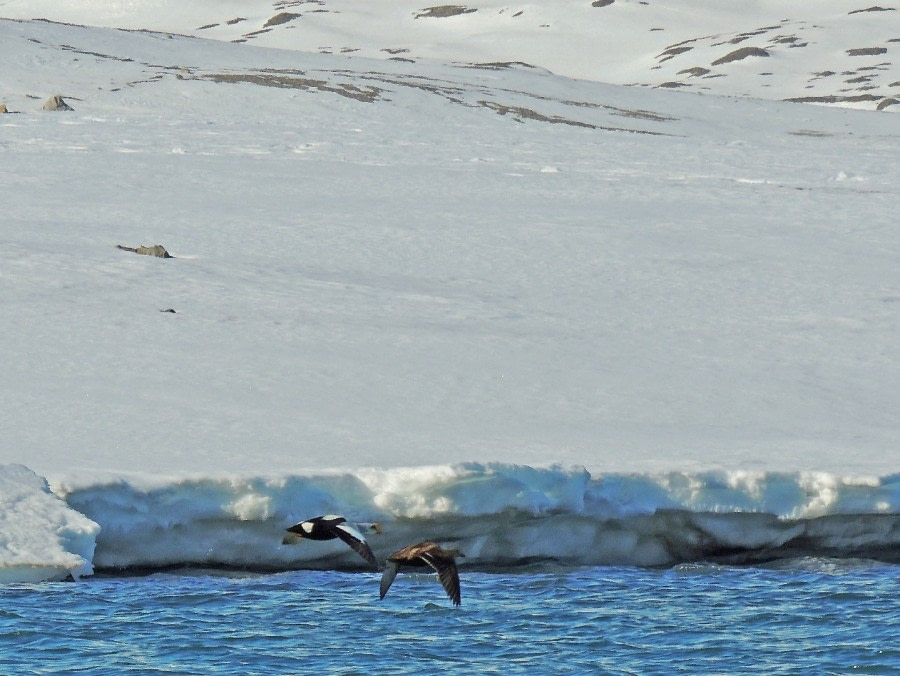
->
left=2, top=560, right=898, bottom=674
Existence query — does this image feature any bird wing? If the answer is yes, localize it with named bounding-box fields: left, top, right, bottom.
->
left=380, top=561, right=400, bottom=599
left=333, top=522, right=379, bottom=567
left=419, top=552, right=461, bottom=606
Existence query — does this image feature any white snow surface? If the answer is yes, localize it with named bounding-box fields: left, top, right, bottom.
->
left=1, top=3, right=898, bottom=580
left=0, top=465, right=98, bottom=582
left=2, top=0, right=899, bottom=110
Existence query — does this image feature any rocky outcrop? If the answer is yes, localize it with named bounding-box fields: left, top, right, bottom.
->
left=712, top=47, right=770, bottom=66
left=42, top=95, right=73, bottom=111
left=263, top=12, right=300, bottom=28
left=116, top=244, right=173, bottom=259
left=415, top=6, right=476, bottom=18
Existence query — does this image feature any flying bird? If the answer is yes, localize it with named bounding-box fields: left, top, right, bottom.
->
left=379, top=541, right=464, bottom=606
left=283, top=514, right=379, bottom=567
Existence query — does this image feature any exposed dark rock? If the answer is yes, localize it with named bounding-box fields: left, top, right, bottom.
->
left=677, top=67, right=710, bottom=77
left=657, top=46, right=693, bottom=62
left=202, top=72, right=382, bottom=102
left=848, top=6, right=896, bottom=14
left=414, top=5, right=476, bottom=18
left=784, top=94, right=882, bottom=103
left=846, top=47, right=888, bottom=56
left=712, top=47, right=770, bottom=66
left=264, top=12, right=301, bottom=28
left=466, top=61, right=538, bottom=70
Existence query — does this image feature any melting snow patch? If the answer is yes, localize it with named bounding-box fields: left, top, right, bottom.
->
left=833, top=170, right=865, bottom=182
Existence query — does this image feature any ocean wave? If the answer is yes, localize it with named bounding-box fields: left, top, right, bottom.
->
left=2, top=463, right=898, bottom=582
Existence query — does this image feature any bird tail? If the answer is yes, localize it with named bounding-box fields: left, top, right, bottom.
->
left=379, top=562, right=399, bottom=599
left=281, top=532, right=302, bottom=545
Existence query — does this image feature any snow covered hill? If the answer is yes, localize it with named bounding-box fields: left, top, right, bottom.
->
left=2, top=0, right=898, bottom=110
left=3, top=13, right=897, bottom=479
left=0, top=2, right=898, bottom=581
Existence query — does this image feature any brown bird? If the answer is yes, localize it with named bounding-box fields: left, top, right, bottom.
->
left=379, top=541, right=464, bottom=606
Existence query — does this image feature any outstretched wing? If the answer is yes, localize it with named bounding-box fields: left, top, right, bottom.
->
left=333, top=522, right=379, bottom=567
left=419, top=552, right=461, bottom=606
left=380, top=561, right=400, bottom=599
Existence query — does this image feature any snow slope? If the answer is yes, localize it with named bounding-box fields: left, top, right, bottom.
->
left=0, top=4, right=898, bottom=580
left=1, top=0, right=898, bottom=110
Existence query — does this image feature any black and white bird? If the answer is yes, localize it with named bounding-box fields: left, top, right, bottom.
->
left=283, top=515, right=379, bottom=567
left=379, top=541, right=464, bottom=606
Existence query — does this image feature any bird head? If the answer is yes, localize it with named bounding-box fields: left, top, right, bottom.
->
left=283, top=519, right=315, bottom=544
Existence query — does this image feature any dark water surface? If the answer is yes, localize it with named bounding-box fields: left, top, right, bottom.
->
left=1, top=560, right=897, bottom=674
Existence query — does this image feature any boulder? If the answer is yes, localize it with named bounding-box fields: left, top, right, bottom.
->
left=116, top=244, right=173, bottom=258
left=42, top=95, right=74, bottom=111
